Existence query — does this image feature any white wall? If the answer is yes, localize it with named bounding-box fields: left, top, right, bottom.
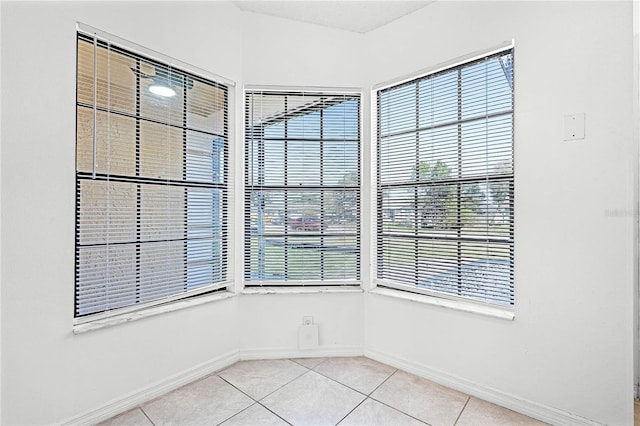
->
left=238, top=12, right=367, bottom=360
left=0, top=2, right=244, bottom=424
left=239, top=293, right=364, bottom=358
left=241, top=11, right=365, bottom=87
left=363, top=2, right=634, bottom=425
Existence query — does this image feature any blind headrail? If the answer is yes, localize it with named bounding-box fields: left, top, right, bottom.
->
left=372, top=39, right=514, bottom=91
left=76, top=22, right=236, bottom=87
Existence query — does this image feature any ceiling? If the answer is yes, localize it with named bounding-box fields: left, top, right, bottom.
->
left=233, top=1, right=435, bottom=34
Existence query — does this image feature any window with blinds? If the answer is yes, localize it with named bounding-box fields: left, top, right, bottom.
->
left=376, top=49, right=514, bottom=306
left=75, top=31, right=229, bottom=318
left=244, top=90, right=361, bottom=284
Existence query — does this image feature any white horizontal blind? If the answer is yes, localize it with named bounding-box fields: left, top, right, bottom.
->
left=377, top=49, right=514, bottom=306
left=75, top=33, right=229, bottom=318
left=245, top=90, right=361, bottom=284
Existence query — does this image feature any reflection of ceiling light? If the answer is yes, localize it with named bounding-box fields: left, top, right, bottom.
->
left=149, top=83, right=176, bottom=97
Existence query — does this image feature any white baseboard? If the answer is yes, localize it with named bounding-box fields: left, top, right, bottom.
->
left=60, top=346, right=362, bottom=425
left=364, top=348, right=602, bottom=426
left=239, top=345, right=363, bottom=361
left=61, top=347, right=602, bottom=426
left=61, top=350, right=240, bottom=426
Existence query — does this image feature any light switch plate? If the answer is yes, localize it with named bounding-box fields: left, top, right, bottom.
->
left=564, top=113, right=585, bottom=141
left=298, top=324, right=319, bottom=350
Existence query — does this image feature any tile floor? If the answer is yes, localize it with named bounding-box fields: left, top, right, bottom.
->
left=99, top=356, right=546, bottom=426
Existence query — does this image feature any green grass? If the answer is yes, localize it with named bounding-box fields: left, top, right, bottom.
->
left=249, top=238, right=358, bottom=280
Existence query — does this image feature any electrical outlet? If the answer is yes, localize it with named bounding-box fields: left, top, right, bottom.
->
left=303, top=316, right=313, bottom=326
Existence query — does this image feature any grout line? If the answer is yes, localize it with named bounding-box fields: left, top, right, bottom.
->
left=308, top=367, right=369, bottom=397
left=306, top=359, right=398, bottom=398
left=215, top=403, right=256, bottom=425
left=368, top=367, right=398, bottom=396
left=335, top=397, right=369, bottom=425
left=217, top=367, right=310, bottom=403
left=366, top=395, right=432, bottom=425
left=453, top=395, right=472, bottom=425
left=255, top=368, right=311, bottom=401
left=213, top=375, right=295, bottom=425
left=289, top=357, right=327, bottom=370
left=310, top=357, right=329, bottom=371
left=366, top=370, right=433, bottom=425
left=256, top=401, right=294, bottom=425
left=139, top=406, right=156, bottom=426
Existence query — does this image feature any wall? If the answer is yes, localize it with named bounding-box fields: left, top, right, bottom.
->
left=362, top=2, right=634, bottom=425
left=238, top=12, right=367, bottom=359
left=0, top=2, right=244, bottom=424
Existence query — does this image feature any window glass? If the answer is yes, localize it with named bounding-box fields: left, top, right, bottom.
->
left=377, top=50, right=514, bottom=306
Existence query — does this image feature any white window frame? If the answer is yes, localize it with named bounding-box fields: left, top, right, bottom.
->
left=243, top=86, right=363, bottom=288
left=73, top=23, right=236, bottom=332
left=372, top=41, right=516, bottom=313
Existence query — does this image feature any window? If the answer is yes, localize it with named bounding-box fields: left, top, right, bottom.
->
left=376, top=48, right=514, bottom=306
left=244, top=90, right=361, bottom=284
left=75, top=29, right=230, bottom=319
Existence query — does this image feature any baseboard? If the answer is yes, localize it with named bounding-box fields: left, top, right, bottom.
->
left=239, top=345, right=363, bottom=361
left=61, top=346, right=599, bottom=426
left=61, top=350, right=240, bottom=426
left=364, top=348, right=602, bottom=426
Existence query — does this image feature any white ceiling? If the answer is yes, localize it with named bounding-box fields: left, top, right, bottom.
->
left=233, top=1, right=435, bottom=34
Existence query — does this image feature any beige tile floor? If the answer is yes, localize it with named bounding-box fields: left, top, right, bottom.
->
left=98, top=356, right=546, bottom=426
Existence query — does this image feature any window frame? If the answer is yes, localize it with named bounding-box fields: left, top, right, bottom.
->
left=373, top=42, right=515, bottom=309
left=243, top=86, right=363, bottom=287
left=73, top=23, right=235, bottom=329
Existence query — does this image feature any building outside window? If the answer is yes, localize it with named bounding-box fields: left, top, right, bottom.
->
left=75, top=29, right=230, bottom=319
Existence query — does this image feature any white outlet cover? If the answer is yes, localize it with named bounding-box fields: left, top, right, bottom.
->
left=298, top=324, right=319, bottom=350
left=564, top=113, right=585, bottom=141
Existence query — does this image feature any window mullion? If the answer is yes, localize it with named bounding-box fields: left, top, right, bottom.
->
left=182, top=67, right=188, bottom=292
left=135, top=56, right=142, bottom=305
left=457, top=68, right=463, bottom=297
left=320, top=98, right=325, bottom=281
left=414, top=83, right=420, bottom=287
left=284, top=95, right=289, bottom=281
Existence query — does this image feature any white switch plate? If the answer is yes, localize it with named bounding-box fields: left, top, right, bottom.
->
left=564, top=113, right=585, bottom=141
left=298, top=324, right=319, bottom=350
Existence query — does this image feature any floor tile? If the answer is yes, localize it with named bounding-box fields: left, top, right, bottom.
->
left=371, top=370, right=469, bottom=426
left=96, top=408, right=152, bottom=426
left=218, top=359, right=308, bottom=400
left=339, top=398, right=426, bottom=426
left=291, top=357, right=326, bottom=369
left=262, top=370, right=366, bottom=426
left=314, top=356, right=396, bottom=394
left=220, top=403, right=290, bottom=426
left=456, top=397, right=547, bottom=426
left=141, top=375, right=253, bottom=425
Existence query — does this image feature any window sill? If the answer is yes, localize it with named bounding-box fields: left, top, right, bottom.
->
left=369, top=286, right=515, bottom=321
left=242, top=285, right=363, bottom=295
left=73, top=291, right=237, bottom=334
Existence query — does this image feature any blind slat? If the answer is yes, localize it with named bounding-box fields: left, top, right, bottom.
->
left=377, top=49, right=514, bottom=307
left=245, top=91, right=361, bottom=283
left=75, top=34, right=229, bottom=318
